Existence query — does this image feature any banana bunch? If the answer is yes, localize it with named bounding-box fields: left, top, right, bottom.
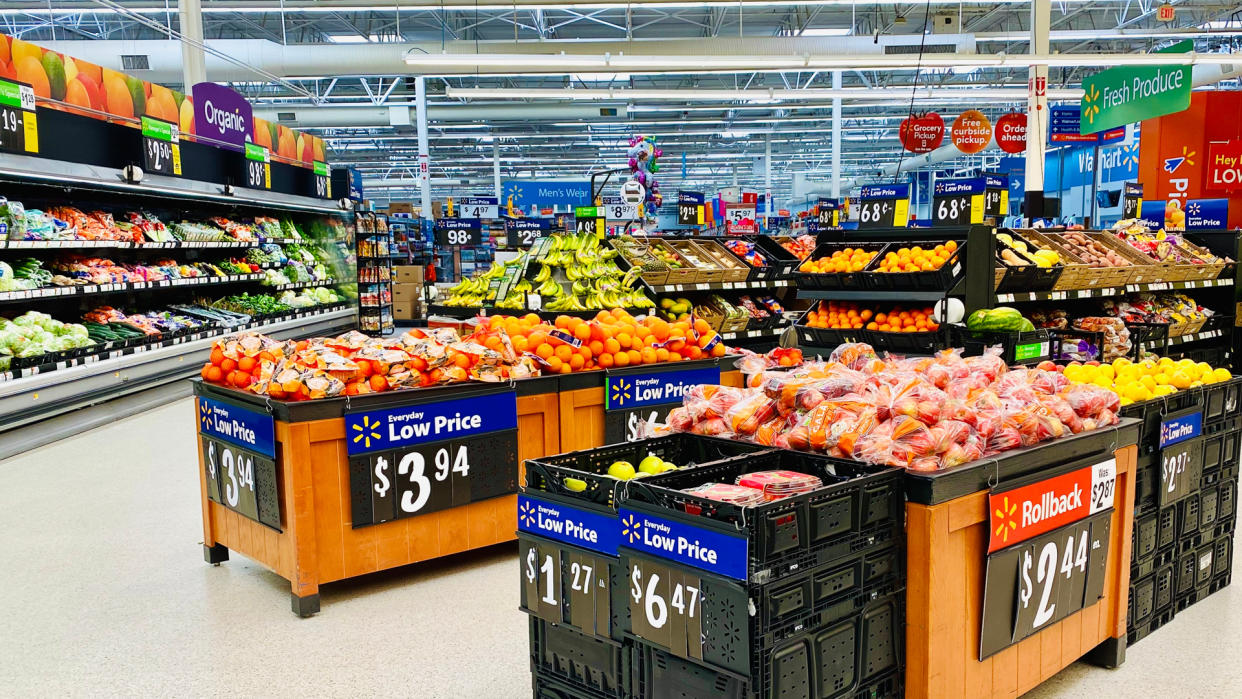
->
left=444, top=292, right=484, bottom=307
left=536, top=279, right=562, bottom=297
left=448, top=276, right=490, bottom=296
left=545, top=295, right=588, bottom=311
left=494, top=291, right=526, bottom=309
left=532, top=265, right=553, bottom=283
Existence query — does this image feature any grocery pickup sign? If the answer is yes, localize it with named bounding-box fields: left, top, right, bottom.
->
left=1079, top=41, right=1191, bottom=135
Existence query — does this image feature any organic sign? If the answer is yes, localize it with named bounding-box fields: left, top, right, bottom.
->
left=995, top=112, right=1027, bottom=154
left=952, top=110, right=993, bottom=154
left=899, top=112, right=945, bottom=153
left=1207, top=141, right=1242, bottom=192
left=1080, top=40, right=1191, bottom=135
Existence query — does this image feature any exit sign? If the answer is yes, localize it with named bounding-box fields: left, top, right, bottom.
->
left=1157, top=3, right=1175, bottom=21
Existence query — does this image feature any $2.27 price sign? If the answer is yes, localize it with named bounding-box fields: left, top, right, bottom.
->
left=0, top=78, right=38, bottom=155
left=141, top=116, right=181, bottom=177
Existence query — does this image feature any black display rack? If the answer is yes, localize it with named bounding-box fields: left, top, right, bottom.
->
left=355, top=211, right=394, bottom=336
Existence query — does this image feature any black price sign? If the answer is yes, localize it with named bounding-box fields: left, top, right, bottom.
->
left=243, top=142, right=271, bottom=190
left=933, top=178, right=986, bottom=226
left=520, top=537, right=614, bottom=639
left=349, top=430, right=518, bottom=527
left=1159, top=438, right=1203, bottom=507
left=816, top=198, right=839, bottom=227
left=1123, top=183, right=1143, bottom=219
left=857, top=184, right=910, bottom=229
left=434, top=217, right=483, bottom=246
left=984, top=174, right=1009, bottom=217
left=574, top=206, right=605, bottom=238
left=506, top=218, right=549, bottom=248
left=627, top=554, right=706, bottom=663
left=677, top=192, right=705, bottom=226
left=604, top=403, right=679, bottom=444
left=201, top=435, right=281, bottom=530
left=140, top=116, right=181, bottom=177
left=313, top=161, right=331, bottom=199
left=0, top=78, right=38, bottom=155
left=979, top=510, right=1112, bottom=659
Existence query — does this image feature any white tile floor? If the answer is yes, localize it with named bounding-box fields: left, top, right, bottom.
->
left=0, top=397, right=1238, bottom=698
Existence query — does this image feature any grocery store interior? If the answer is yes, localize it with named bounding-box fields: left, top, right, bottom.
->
left=1, top=1, right=1241, bottom=698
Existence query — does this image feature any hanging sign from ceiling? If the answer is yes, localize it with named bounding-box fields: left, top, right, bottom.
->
left=952, top=110, right=993, bottom=155
left=899, top=112, right=945, bottom=153
left=995, top=112, right=1027, bottom=154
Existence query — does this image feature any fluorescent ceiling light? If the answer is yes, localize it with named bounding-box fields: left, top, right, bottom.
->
left=569, top=73, right=632, bottom=82
left=799, top=28, right=853, bottom=36
left=444, top=86, right=1080, bottom=101
left=326, top=34, right=379, bottom=43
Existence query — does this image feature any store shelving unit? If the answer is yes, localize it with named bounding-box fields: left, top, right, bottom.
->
left=355, top=211, right=394, bottom=336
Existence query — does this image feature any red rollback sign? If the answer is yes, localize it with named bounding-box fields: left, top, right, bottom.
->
left=988, top=459, right=1117, bottom=553
left=899, top=112, right=945, bottom=153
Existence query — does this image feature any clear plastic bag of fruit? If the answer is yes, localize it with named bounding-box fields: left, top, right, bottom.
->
left=735, top=470, right=823, bottom=501
left=682, top=482, right=767, bottom=507
left=683, top=385, right=745, bottom=423
left=829, top=342, right=879, bottom=372
left=726, top=392, right=780, bottom=438
left=1059, top=382, right=1122, bottom=418
left=786, top=397, right=879, bottom=455
left=852, top=415, right=937, bottom=468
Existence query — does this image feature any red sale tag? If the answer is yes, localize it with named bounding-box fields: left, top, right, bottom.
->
left=988, top=459, right=1116, bottom=553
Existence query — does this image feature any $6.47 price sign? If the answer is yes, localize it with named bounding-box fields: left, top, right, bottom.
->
left=626, top=555, right=707, bottom=662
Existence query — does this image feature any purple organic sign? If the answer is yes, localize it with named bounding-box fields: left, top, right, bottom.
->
left=192, top=82, right=253, bottom=150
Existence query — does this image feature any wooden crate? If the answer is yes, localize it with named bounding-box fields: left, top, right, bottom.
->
left=1022, top=230, right=1095, bottom=291
left=694, top=239, right=751, bottom=283
left=667, top=240, right=726, bottom=283
left=904, top=444, right=1136, bottom=699
left=649, top=239, right=701, bottom=286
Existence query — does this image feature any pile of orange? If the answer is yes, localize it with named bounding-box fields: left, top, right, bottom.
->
left=469, top=309, right=727, bottom=373
left=865, top=307, right=939, bottom=334
left=800, top=247, right=877, bottom=274
left=874, top=241, right=957, bottom=273
left=803, top=301, right=873, bottom=329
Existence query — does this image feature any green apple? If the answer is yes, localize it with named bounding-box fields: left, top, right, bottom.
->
left=638, top=454, right=665, bottom=475
left=563, top=477, right=587, bottom=492
left=607, top=460, right=636, bottom=480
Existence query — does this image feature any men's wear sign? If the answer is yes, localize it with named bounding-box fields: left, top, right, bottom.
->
left=1079, top=41, right=1191, bottom=135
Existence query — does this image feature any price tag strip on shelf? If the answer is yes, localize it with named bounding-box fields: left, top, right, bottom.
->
left=857, top=183, right=910, bottom=229
left=242, top=142, right=271, bottom=190
left=933, top=177, right=987, bottom=226
left=603, top=366, right=720, bottom=444
left=0, top=77, right=38, bottom=155
left=518, top=494, right=619, bottom=639
left=1158, top=409, right=1204, bottom=507
left=140, top=116, right=181, bottom=177
left=346, top=389, right=518, bottom=527
left=979, top=458, right=1117, bottom=658
left=197, top=396, right=280, bottom=530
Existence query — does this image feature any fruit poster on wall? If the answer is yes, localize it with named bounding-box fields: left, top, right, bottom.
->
left=0, top=33, right=326, bottom=169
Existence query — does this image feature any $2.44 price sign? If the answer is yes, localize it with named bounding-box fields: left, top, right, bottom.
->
left=141, top=116, right=181, bottom=177
left=0, top=78, right=38, bottom=155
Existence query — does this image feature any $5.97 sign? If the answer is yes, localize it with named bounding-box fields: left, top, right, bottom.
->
left=979, top=459, right=1117, bottom=659
left=0, top=78, right=37, bottom=155
left=197, top=396, right=280, bottom=530
left=857, top=184, right=910, bottom=229
left=346, top=390, right=519, bottom=527
left=141, top=116, right=181, bottom=177
left=243, top=142, right=271, bottom=190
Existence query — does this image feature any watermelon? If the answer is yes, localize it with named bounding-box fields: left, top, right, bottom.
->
left=967, top=307, right=1029, bottom=332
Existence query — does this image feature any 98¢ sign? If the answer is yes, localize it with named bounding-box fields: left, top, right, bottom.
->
left=346, top=390, right=519, bottom=527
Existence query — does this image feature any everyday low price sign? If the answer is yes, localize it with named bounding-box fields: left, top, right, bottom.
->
left=1080, top=40, right=1191, bottom=135
left=605, top=366, right=720, bottom=411
left=1159, top=410, right=1204, bottom=506
left=619, top=506, right=748, bottom=580
left=198, top=396, right=275, bottom=457
left=518, top=494, right=618, bottom=556
left=933, top=177, right=986, bottom=226
left=857, top=184, right=910, bottom=229
left=1184, top=199, right=1230, bottom=230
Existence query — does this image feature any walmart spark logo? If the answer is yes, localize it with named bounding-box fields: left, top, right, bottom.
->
left=1120, top=143, right=1139, bottom=170
left=993, top=496, right=1019, bottom=544
left=621, top=513, right=641, bottom=544
left=1188, top=202, right=1201, bottom=217
left=1082, top=84, right=1101, bottom=124
left=199, top=401, right=213, bottom=430
left=351, top=415, right=382, bottom=450
left=1164, top=147, right=1196, bottom=174
left=519, top=500, right=536, bottom=528
left=610, top=377, right=633, bottom=407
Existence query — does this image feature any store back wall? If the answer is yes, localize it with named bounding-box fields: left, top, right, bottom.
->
left=1139, top=91, right=1242, bottom=229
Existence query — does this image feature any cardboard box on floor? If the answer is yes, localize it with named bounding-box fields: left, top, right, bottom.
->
left=394, top=265, right=424, bottom=284
left=394, top=301, right=423, bottom=321
left=393, top=282, right=422, bottom=302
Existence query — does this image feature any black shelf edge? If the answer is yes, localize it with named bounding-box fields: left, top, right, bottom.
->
left=996, top=277, right=1236, bottom=303
left=0, top=273, right=269, bottom=304
left=797, top=289, right=955, bottom=301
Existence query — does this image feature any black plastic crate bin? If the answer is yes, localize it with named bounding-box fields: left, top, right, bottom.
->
left=1196, top=544, right=1216, bottom=589
left=796, top=242, right=889, bottom=290
left=863, top=239, right=964, bottom=292
left=1158, top=505, right=1178, bottom=551
left=1154, top=563, right=1175, bottom=615
left=630, top=591, right=905, bottom=699
left=1221, top=478, right=1237, bottom=523
left=1129, top=574, right=1156, bottom=627
left=525, top=433, right=768, bottom=511
left=1127, top=607, right=1175, bottom=648
left=1119, top=389, right=1206, bottom=453
left=1213, top=535, right=1232, bottom=579
left=1205, top=377, right=1242, bottom=423
left=625, top=449, right=903, bottom=581
left=795, top=308, right=868, bottom=349
left=1133, top=511, right=1159, bottom=562
left=530, top=618, right=631, bottom=699
left=1200, top=483, right=1220, bottom=533
left=1178, top=495, right=1201, bottom=541
left=1134, top=451, right=1157, bottom=513
left=1203, top=431, right=1224, bottom=474
left=1175, top=549, right=1198, bottom=598
left=863, top=327, right=945, bottom=356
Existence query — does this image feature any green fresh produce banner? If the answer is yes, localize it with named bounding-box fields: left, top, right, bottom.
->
left=1080, top=41, right=1191, bottom=135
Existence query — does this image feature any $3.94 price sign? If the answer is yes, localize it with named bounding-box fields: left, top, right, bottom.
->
left=200, top=435, right=280, bottom=530
left=520, top=538, right=614, bottom=639
left=0, top=78, right=38, bottom=155
left=141, top=116, right=181, bottom=177
left=243, top=142, right=271, bottom=190
left=626, top=554, right=708, bottom=663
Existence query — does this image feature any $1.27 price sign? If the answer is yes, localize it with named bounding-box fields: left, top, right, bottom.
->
left=197, top=396, right=280, bottom=530
left=141, top=116, right=181, bottom=177
left=242, top=142, right=271, bottom=190
left=0, top=78, right=38, bottom=155
left=346, top=390, right=519, bottom=527
left=857, top=184, right=910, bottom=229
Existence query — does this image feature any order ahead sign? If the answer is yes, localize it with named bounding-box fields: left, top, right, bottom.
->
left=1079, top=40, right=1191, bottom=135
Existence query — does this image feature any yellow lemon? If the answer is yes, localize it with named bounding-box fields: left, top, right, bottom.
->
left=1064, top=365, right=1082, bottom=381
left=1213, top=368, right=1233, bottom=382
left=1196, top=362, right=1213, bottom=378
left=1099, top=365, right=1115, bottom=380
left=1113, top=357, right=1133, bottom=368
left=1155, top=372, right=1171, bottom=386
left=1169, top=371, right=1193, bottom=389
left=1177, top=358, right=1196, bottom=370
left=1141, top=375, right=1158, bottom=391
left=1191, top=381, right=1205, bottom=388
left=1158, top=357, right=1175, bottom=367
left=1154, top=385, right=1178, bottom=397
left=1120, top=397, right=1134, bottom=406
left=1093, top=377, right=1114, bottom=389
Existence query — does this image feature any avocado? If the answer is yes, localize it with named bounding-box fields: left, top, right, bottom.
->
left=40, top=52, right=66, bottom=101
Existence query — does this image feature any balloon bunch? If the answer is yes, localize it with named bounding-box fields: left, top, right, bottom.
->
left=627, top=135, right=663, bottom=208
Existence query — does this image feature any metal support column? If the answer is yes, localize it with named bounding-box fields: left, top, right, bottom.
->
left=765, top=135, right=773, bottom=225
left=415, top=76, right=432, bottom=221
left=493, top=142, right=502, bottom=201
left=1024, top=0, right=1051, bottom=224
left=178, top=0, right=206, bottom=86
left=832, top=70, right=842, bottom=199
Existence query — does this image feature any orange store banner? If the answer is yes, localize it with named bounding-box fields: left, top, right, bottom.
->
left=0, top=33, right=325, bottom=168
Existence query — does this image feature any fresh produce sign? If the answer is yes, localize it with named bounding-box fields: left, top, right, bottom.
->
left=197, top=396, right=280, bottom=530
left=980, top=508, right=1112, bottom=659
left=857, top=184, right=910, bottom=229
left=346, top=388, right=519, bottom=527
left=140, top=116, right=181, bottom=177
left=0, top=77, right=37, bottom=155
left=1079, top=40, right=1191, bottom=135
left=932, top=177, right=986, bottom=226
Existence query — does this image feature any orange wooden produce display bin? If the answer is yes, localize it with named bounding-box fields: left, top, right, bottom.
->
left=903, top=423, right=1140, bottom=699
left=194, top=365, right=743, bottom=616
